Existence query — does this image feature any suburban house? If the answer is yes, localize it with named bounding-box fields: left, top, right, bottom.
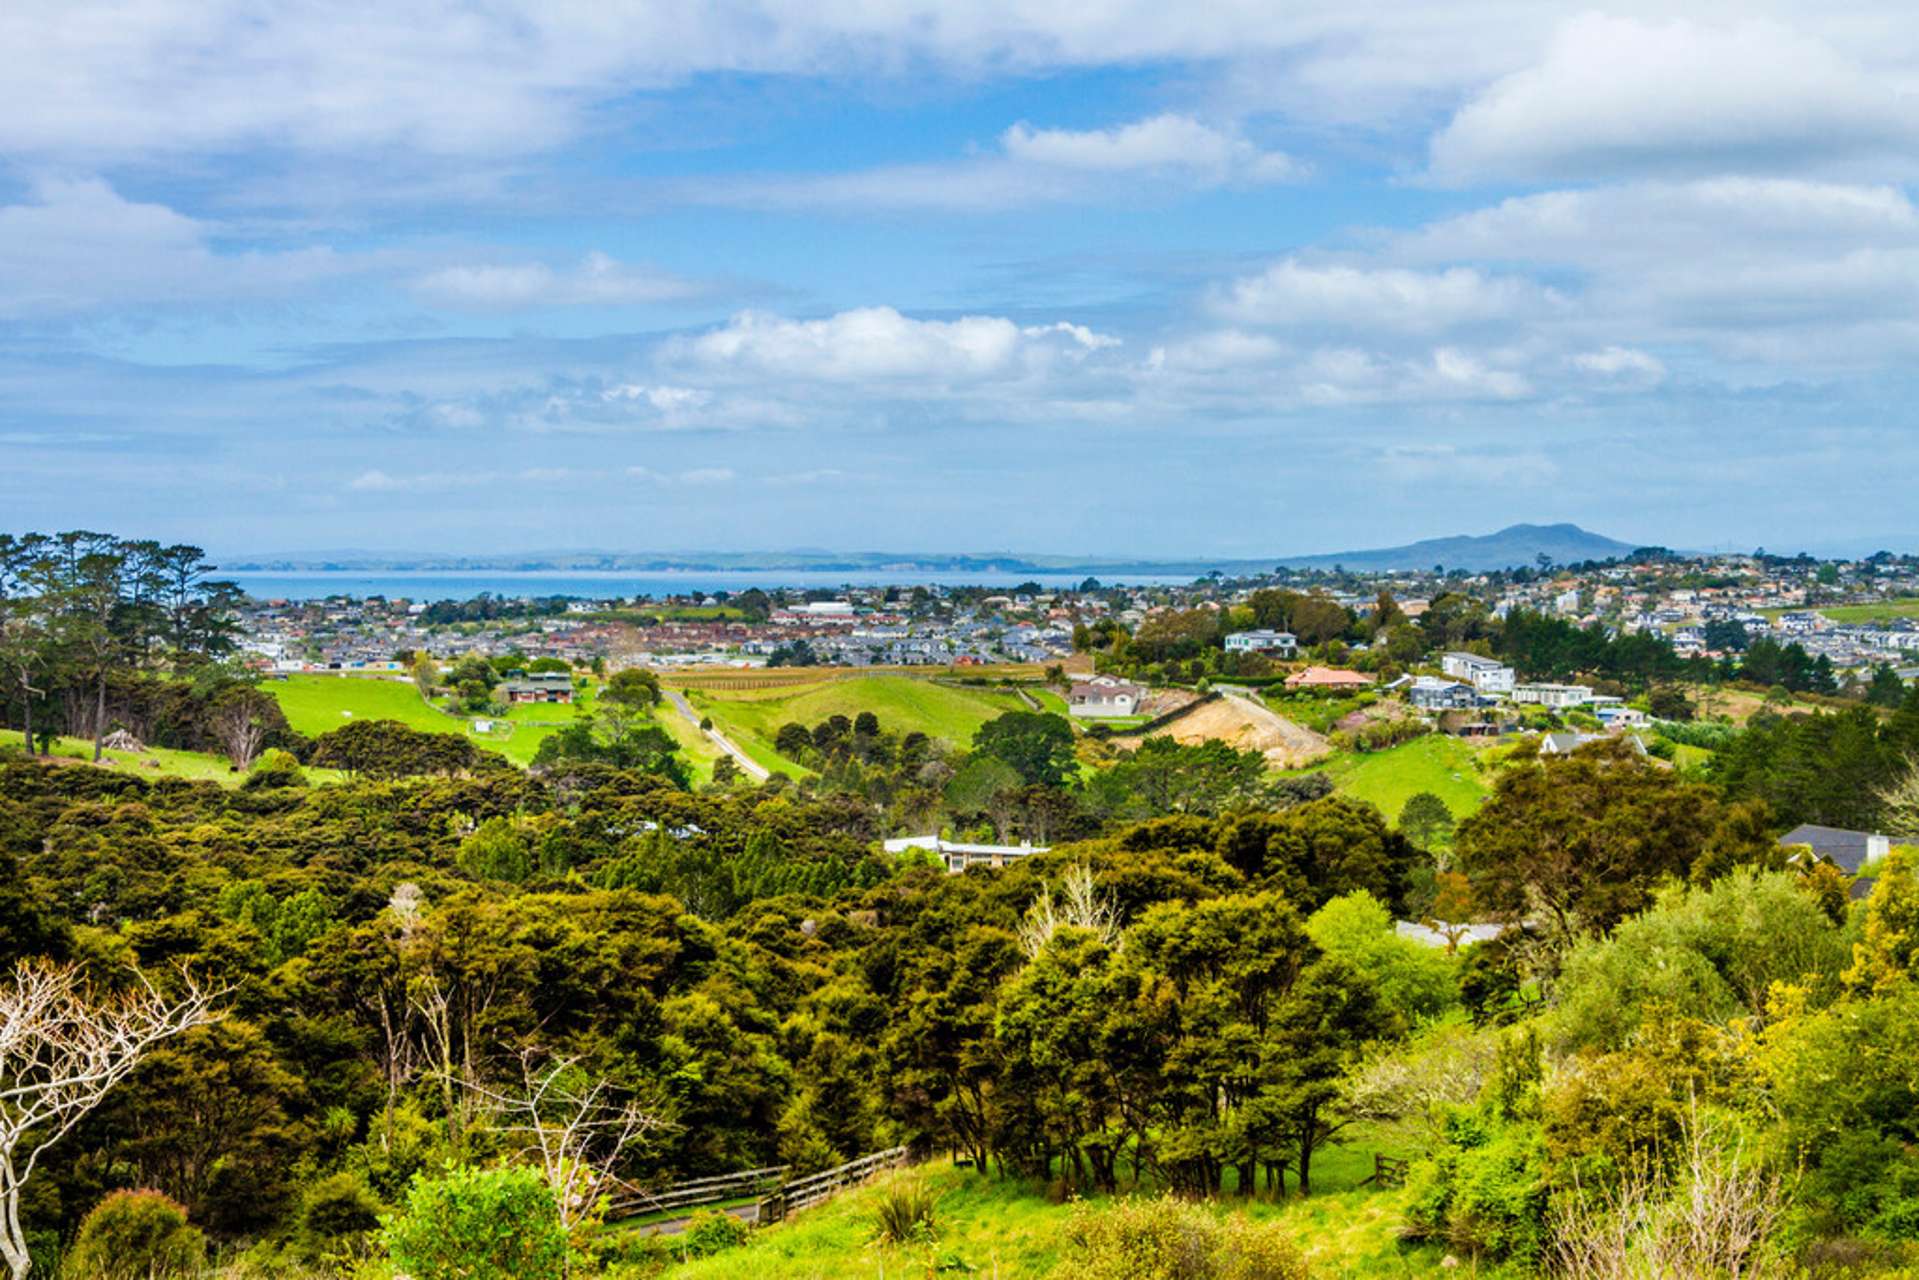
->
left=1068, top=675, right=1147, bottom=718
left=1779, top=823, right=1892, bottom=875
left=1224, top=629, right=1298, bottom=657
left=1440, top=651, right=1516, bottom=694
left=1284, top=666, right=1375, bottom=692
left=499, top=673, right=574, bottom=704
left=882, top=835, right=1050, bottom=874
left=1407, top=676, right=1479, bottom=710
left=1513, top=682, right=1593, bottom=709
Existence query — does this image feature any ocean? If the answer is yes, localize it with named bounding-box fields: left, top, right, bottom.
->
left=225, top=569, right=1198, bottom=603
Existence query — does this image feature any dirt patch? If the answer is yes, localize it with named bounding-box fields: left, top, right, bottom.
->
left=1115, top=692, right=1331, bottom=767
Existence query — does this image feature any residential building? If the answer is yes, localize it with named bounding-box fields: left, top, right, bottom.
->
left=1068, top=675, right=1146, bottom=718
left=1440, top=651, right=1516, bottom=694
left=882, top=835, right=1049, bottom=874
left=1284, top=666, right=1375, bottom=692
left=1512, top=682, right=1593, bottom=709
left=1224, top=629, right=1298, bottom=656
left=1407, top=676, right=1478, bottom=710
left=1779, top=823, right=1891, bottom=875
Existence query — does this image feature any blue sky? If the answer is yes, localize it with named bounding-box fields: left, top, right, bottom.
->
left=4, top=3, right=1918, bottom=558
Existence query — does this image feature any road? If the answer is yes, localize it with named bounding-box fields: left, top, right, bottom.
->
left=664, top=688, right=771, bottom=781
left=632, top=1200, right=762, bottom=1238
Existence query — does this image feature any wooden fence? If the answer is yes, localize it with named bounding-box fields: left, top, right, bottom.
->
left=605, top=1163, right=788, bottom=1220
left=1360, top=1154, right=1409, bottom=1189
left=759, top=1146, right=911, bottom=1223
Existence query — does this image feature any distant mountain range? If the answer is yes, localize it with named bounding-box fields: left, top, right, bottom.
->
left=227, top=523, right=1645, bottom=577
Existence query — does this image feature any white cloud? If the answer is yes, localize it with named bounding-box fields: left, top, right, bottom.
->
left=695, top=113, right=1298, bottom=212
left=1215, top=259, right=1557, bottom=335
left=346, top=466, right=572, bottom=492
left=1000, top=115, right=1301, bottom=183
left=1572, top=346, right=1666, bottom=382
left=411, top=252, right=703, bottom=310
left=1430, top=14, right=1919, bottom=182
left=672, top=307, right=1115, bottom=382
left=0, top=176, right=348, bottom=316
left=626, top=465, right=737, bottom=486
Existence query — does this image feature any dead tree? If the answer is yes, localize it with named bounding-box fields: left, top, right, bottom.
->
left=0, top=962, right=220, bottom=1280
left=463, top=1054, right=662, bottom=1237
left=211, top=689, right=272, bottom=770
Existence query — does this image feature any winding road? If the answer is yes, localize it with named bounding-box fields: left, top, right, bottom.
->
left=664, top=688, right=771, bottom=781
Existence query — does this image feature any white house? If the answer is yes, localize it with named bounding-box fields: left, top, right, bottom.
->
left=882, top=835, right=1050, bottom=874
left=1513, top=682, right=1593, bottom=709
left=1068, top=675, right=1146, bottom=718
left=1224, top=629, right=1298, bottom=657
left=1440, top=652, right=1516, bottom=694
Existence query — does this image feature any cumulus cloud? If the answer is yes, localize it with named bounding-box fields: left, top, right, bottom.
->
left=411, top=252, right=704, bottom=310
left=1215, top=259, right=1558, bottom=335
left=671, top=307, right=1117, bottom=382
left=1430, top=14, right=1919, bottom=183
left=999, top=114, right=1301, bottom=183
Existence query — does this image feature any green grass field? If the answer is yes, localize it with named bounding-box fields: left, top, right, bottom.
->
left=1817, top=598, right=1919, bottom=623
left=650, top=1148, right=1437, bottom=1279
left=267, top=674, right=572, bottom=765
left=1314, top=734, right=1491, bottom=820
left=0, top=729, right=350, bottom=787
left=682, top=676, right=1035, bottom=773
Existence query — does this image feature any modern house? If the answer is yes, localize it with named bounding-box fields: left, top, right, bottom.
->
left=1512, top=682, right=1593, bottom=709
left=1407, top=676, right=1479, bottom=710
left=1779, top=823, right=1892, bottom=875
left=882, top=835, right=1050, bottom=874
left=1068, top=675, right=1147, bottom=718
left=1224, top=629, right=1298, bottom=657
left=1440, top=652, right=1516, bottom=694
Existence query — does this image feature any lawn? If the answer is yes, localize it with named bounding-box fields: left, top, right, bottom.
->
left=267, top=674, right=565, bottom=766
left=648, top=1152, right=1440, bottom=1279
left=1314, top=733, right=1491, bottom=820
left=680, top=675, right=1034, bottom=772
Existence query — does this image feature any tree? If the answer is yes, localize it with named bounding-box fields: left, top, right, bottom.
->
left=63, top=1190, right=204, bottom=1280
left=1398, top=792, right=1456, bottom=852
left=210, top=685, right=274, bottom=768
left=602, top=667, right=661, bottom=711
left=0, top=962, right=220, bottom=1280
left=1866, top=665, right=1908, bottom=709
left=464, top=1054, right=661, bottom=1237
left=1456, top=740, right=1722, bottom=949
left=972, top=711, right=1077, bottom=788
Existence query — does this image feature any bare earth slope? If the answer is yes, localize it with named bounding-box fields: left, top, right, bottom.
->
left=1116, top=691, right=1330, bottom=767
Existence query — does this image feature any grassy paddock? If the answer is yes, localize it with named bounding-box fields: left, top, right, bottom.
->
left=0, top=730, right=348, bottom=787
left=683, top=675, right=1035, bottom=773
left=1312, top=733, right=1491, bottom=819
left=649, top=1152, right=1440, bottom=1279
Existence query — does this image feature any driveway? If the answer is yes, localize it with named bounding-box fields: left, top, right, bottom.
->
left=665, top=688, right=771, bottom=781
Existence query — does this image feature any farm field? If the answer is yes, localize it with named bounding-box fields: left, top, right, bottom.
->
left=653, top=1149, right=1434, bottom=1279
left=1314, top=733, right=1491, bottom=819
left=679, top=675, right=1036, bottom=773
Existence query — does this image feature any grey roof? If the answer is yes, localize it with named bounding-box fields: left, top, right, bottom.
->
left=1779, top=823, right=1886, bottom=874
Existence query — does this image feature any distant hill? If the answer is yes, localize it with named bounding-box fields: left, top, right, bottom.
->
left=1273, top=522, right=1641, bottom=572
left=229, top=523, right=1643, bottom=577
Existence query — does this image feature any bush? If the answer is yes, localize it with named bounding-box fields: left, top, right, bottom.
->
left=298, top=1170, right=383, bottom=1249
left=381, top=1164, right=567, bottom=1280
left=1054, top=1197, right=1310, bottom=1280
left=873, top=1178, right=937, bottom=1245
left=241, top=747, right=307, bottom=789
left=65, top=1189, right=205, bottom=1280
left=677, top=1207, right=751, bottom=1258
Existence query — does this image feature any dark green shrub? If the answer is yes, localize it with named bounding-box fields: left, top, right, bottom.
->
left=298, top=1171, right=383, bottom=1248
left=64, top=1189, right=205, bottom=1280
left=677, top=1208, right=751, bottom=1258
left=381, top=1164, right=567, bottom=1280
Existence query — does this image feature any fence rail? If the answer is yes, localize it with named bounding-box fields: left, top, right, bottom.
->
left=761, top=1146, right=911, bottom=1222
left=1360, top=1154, right=1409, bottom=1189
left=605, top=1163, right=788, bottom=1219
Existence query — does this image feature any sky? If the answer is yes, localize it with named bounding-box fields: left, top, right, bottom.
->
left=3, top=2, right=1918, bottom=559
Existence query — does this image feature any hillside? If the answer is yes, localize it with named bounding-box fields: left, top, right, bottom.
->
left=1114, top=691, right=1330, bottom=767
left=679, top=675, right=1036, bottom=774
left=1276, top=522, right=1639, bottom=572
